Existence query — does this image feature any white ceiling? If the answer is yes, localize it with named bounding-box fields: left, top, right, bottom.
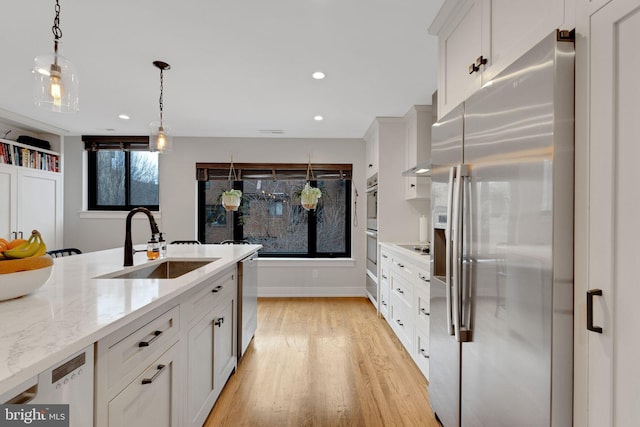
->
left=2, top=0, right=443, bottom=139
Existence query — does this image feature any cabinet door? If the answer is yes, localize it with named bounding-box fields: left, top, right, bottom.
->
left=187, top=310, right=216, bottom=427
left=108, top=343, right=180, bottom=427
left=17, top=169, right=62, bottom=249
left=482, top=0, right=568, bottom=82
left=0, top=166, right=17, bottom=241
left=437, top=0, right=482, bottom=118
left=364, top=123, right=379, bottom=178
left=187, top=296, right=236, bottom=427
left=586, top=2, right=640, bottom=426
left=214, top=298, right=236, bottom=393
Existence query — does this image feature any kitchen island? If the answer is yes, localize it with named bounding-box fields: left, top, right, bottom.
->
left=0, top=243, right=260, bottom=425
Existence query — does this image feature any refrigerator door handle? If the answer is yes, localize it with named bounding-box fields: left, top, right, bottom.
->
left=445, top=166, right=456, bottom=336
left=459, top=165, right=472, bottom=342
left=453, top=164, right=471, bottom=343
left=452, top=165, right=463, bottom=341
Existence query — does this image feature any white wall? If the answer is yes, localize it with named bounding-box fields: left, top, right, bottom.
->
left=63, top=136, right=366, bottom=297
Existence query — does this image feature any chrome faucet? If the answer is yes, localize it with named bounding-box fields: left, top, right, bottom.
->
left=124, top=207, right=160, bottom=266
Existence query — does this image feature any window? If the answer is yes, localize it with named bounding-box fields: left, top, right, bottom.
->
left=83, top=136, right=159, bottom=211
left=197, top=163, right=352, bottom=258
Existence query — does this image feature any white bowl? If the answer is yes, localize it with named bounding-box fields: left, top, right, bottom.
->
left=0, top=266, right=53, bottom=302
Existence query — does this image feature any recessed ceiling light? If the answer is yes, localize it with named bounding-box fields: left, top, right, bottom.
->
left=118, top=114, right=130, bottom=120
left=312, top=71, right=325, bottom=80
left=314, top=115, right=324, bottom=121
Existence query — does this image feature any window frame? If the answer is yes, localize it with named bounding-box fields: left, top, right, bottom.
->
left=196, top=163, right=352, bottom=258
left=83, top=135, right=159, bottom=212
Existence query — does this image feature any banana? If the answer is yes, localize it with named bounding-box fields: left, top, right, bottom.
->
left=2, top=230, right=44, bottom=259
left=33, top=241, right=47, bottom=257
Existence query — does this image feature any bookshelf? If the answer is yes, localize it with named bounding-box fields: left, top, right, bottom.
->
left=0, top=138, right=60, bottom=173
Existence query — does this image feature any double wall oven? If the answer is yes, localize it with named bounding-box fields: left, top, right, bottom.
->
left=365, top=174, right=378, bottom=305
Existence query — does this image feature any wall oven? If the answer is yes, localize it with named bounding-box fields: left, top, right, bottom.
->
left=366, top=174, right=378, bottom=232
left=365, top=174, right=378, bottom=305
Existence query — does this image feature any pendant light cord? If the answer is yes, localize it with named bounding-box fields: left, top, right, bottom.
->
left=159, top=68, right=164, bottom=126
left=52, top=0, right=62, bottom=60
left=52, top=0, right=62, bottom=40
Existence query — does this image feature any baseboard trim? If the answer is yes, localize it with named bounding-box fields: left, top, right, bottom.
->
left=258, top=286, right=365, bottom=298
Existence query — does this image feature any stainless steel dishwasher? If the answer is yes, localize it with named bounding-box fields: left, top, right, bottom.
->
left=238, top=252, right=258, bottom=359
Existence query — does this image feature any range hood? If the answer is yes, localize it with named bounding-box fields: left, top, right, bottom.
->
left=402, top=161, right=431, bottom=177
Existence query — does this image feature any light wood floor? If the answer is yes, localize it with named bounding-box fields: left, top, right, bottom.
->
left=204, top=297, right=441, bottom=427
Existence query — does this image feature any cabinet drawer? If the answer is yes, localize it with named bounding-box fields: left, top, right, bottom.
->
left=184, top=266, right=236, bottom=324
left=416, top=267, right=431, bottom=288
left=391, top=273, right=413, bottom=308
left=390, top=295, right=413, bottom=351
left=392, top=257, right=416, bottom=284
left=108, top=343, right=181, bottom=427
left=379, top=275, right=390, bottom=319
left=380, top=249, right=392, bottom=267
left=416, top=288, right=430, bottom=331
left=107, top=305, right=180, bottom=390
left=415, top=326, right=430, bottom=380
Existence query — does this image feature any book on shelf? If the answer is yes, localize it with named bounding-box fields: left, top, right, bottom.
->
left=0, top=140, right=59, bottom=172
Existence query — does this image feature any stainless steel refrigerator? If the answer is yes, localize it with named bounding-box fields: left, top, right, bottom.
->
left=429, top=30, right=574, bottom=427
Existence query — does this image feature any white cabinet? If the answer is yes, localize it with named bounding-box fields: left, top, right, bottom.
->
left=431, top=0, right=483, bottom=118
left=186, top=267, right=237, bottom=427
left=0, top=165, right=63, bottom=249
left=403, top=105, right=433, bottom=200
left=429, top=0, right=574, bottom=119
left=389, top=271, right=414, bottom=350
left=413, top=266, right=431, bottom=379
left=575, top=0, right=640, bottom=425
left=108, top=343, right=181, bottom=427
left=379, top=243, right=431, bottom=380
left=95, top=304, right=181, bottom=427
left=379, top=250, right=392, bottom=319
left=364, top=120, right=380, bottom=178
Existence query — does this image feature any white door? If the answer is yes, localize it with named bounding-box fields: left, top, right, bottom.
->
left=588, top=1, right=640, bottom=425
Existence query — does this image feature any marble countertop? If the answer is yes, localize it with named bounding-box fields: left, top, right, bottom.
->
left=379, top=242, right=431, bottom=267
left=0, top=244, right=261, bottom=396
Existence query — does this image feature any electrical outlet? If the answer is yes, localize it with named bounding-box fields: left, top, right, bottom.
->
left=312, top=269, right=318, bottom=278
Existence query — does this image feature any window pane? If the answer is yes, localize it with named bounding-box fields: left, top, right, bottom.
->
left=243, top=180, right=308, bottom=254
left=96, top=151, right=125, bottom=206
left=316, top=180, right=347, bottom=254
left=130, top=152, right=159, bottom=206
left=202, top=181, right=234, bottom=243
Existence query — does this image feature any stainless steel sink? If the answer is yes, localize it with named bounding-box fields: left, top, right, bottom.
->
left=99, top=259, right=219, bottom=279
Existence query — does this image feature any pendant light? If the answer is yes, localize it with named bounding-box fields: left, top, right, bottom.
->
left=149, top=61, right=172, bottom=153
left=33, top=0, right=79, bottom=113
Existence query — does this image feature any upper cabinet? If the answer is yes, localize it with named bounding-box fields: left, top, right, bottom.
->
left=364, top=121, right=380, bottom=178
left=430, top=0, right=575, bottom=119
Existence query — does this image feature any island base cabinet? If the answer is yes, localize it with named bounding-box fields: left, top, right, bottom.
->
left=186, top=282, right=237, bottom=427
left=108, top=343, right=181, bottom=427
left=95, top=303, right=182, bottom=427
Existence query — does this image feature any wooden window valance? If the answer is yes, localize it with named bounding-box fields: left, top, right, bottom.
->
left=196, top=163, right=352, bottom=181
left=82, top=135, right=150, bottom=151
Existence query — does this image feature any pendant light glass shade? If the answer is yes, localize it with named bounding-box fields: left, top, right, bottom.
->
left=33, top=42, right=79, bottom=113
left=149, top=121, right=173, bottom=152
